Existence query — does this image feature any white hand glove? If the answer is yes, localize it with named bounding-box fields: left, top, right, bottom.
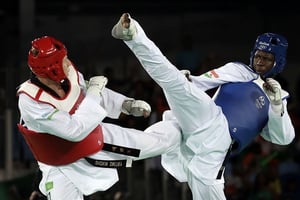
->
left=86, top=76, right=108, bottom=96
left=122, top=99, right=151, bottom=117
left=112, top=13, right=136, bottom=41
left=263, top=78, right=283, bottom=114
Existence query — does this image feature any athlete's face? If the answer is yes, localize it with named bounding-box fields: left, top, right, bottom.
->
left=252, top=50, right=275, bottom=75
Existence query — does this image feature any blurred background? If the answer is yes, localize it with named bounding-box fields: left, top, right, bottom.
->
left=1, top=0, right=300, bottom=199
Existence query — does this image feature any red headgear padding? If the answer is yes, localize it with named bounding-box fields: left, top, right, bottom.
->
left=28, top=36, right=67, bottom=82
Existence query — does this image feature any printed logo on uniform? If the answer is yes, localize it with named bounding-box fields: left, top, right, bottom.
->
left=204, top=70, right=219, bottom=78
left=255, top=96, right=265, bottom=109
left=45, top=181, right=54, bottom=191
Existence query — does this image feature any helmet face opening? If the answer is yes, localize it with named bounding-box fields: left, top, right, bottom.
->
left=250, top=33, right=288, bottom=78
left=28, top=36, right=68, bottom=82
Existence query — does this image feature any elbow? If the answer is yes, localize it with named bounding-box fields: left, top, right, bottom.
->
left=278, top=128, right=295, bottom=145
left=283, top=131, right=295, bottom=145
left=64, top=127, right=91, bottom=142
left=262, top=128, right=295, bottom=146
left=69, top=130, right=91, bottom=142
left=285, top=126, right=296, bottom=144
left=70, top=137, right=85, bottom=142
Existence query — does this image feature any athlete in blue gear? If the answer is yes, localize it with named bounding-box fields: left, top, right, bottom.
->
left=190, top=32, right=292, bottom=152
left=112, top=13, right=295, bottom=200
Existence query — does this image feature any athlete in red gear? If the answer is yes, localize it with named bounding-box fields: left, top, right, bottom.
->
left=18, top=36, right=181, bottom=200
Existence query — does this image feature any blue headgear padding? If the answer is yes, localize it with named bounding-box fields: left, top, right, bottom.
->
left=250, top=33, right=288, bottom=78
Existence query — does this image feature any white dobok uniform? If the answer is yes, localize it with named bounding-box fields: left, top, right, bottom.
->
left=17, top=65, right=180, bottom=200
left=121, top=18, right=295, bottom=200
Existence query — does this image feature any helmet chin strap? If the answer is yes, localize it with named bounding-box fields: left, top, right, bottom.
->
left=263, top=61, right=277, bottom=79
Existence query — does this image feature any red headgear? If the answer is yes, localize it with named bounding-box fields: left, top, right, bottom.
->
left=28, top=36, right=67, bottom=82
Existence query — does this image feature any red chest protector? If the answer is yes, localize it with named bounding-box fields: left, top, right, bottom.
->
left=17, top=66, right=104, bottom=165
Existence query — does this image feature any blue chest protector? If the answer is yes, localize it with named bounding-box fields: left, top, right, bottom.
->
left=214, top=81, right=269, bottom=153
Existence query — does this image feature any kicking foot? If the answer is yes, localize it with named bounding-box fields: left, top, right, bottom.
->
left=112, top=13, right=136, bottom=41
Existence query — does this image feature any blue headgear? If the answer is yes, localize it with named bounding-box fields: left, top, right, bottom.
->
left=250, top=33, right=288, bottom=78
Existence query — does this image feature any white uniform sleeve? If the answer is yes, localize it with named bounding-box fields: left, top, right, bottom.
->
left=190, top=62, right=258, bottom=91
left=82, top=74, right=131, bottom=119
left=99, top=87, right=128, bottom=119
left=18, top=93, right=107, bottom=142
left=260, top=99, right=295, bottom=145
